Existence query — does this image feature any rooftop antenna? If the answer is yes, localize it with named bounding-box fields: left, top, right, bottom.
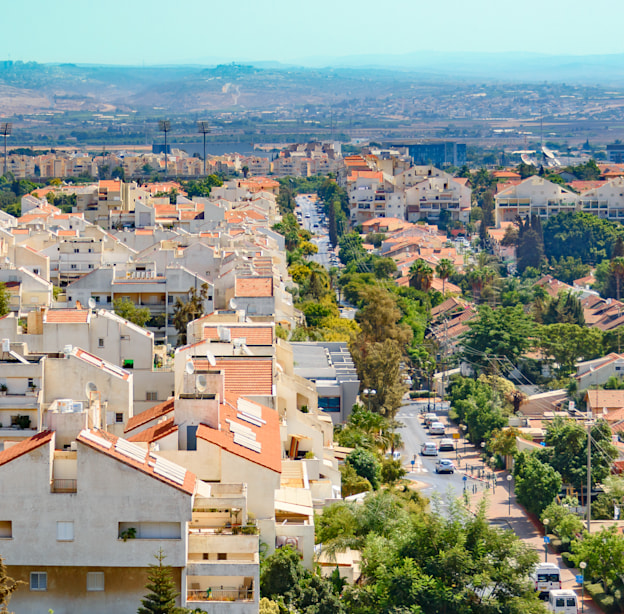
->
left=0, top=123, right=12, bottom=177
left=197, top=121, right=210, bottom=176
left=158, top=120, right=171, bottom=176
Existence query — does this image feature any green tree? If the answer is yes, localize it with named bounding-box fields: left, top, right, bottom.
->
left=540, top=501, right=583, bottom=542
left=137, top=549, right=186, bottom=614
left=537, top=323, right=603, bottom=375
left=536, top=418, right=617, bottom=493
left=373, top=257, right=397, bottom=280
left=571, top=526, right=624, bottom=588
left=513, top=451, right=562, bottom=517
left=0, top=283, right=9, bottom=317
left=259, top=597, right=280, bottom=614
left=611, top=256, right=624, bottom=300
left=113, top=298, right=151, bottom=328
left=338, top=232, right=367, bottom=267
left=516, top=214, right=545, bottom=273
left=409, top=260, right=434, bottom=292
left=0, top=553, right=21, bottom=614
left=172, top=284, right=210, bottom=345
left=260, top=546, right=305, bottom=602
left=461, top=304, right=534, bottom=372
left=435, top=258, right=455, bottom=295
left=346, top=448, right=381, bottom=490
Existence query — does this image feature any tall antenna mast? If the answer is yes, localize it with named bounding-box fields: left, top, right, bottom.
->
left=197, top=121, right=210, bottom=177
left=1, top=123, right=12, bottom=177
left=158, top=120, right=171, bottom=176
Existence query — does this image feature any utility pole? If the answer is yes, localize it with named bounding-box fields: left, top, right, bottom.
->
left=1, top=123, right=12, bottom=177
left=197, top=121, right=210, bottom=176
left=587, top=414, right=592, bottom=533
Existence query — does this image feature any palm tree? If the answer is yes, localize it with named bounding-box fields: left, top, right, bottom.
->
left=409, top=260, right=434, bottom=292
left=436, top=258, right=455, bottom=295
left=612, top=257, right=624, bottom=300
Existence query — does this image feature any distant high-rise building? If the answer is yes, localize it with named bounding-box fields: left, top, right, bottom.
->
left=607, top=143, right=624, bottom=163
left=385, top=140, right=466, bottom=168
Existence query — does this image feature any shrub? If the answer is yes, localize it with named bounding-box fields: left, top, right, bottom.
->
left=561, top=551, right=574, bottom=568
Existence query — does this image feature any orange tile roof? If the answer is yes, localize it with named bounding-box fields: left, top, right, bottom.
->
left=203, top=325, right=273, bottom=345
left=135, top=229, right=153, bottom=236
left=493, top=170, right=521, bottom=179
left=44, top=309, right=90, bottom=324
left=125, top=398, right=175, bottom=433
left=77, top=429, right=196, bottom=495
left=235, top=277, right=273, bottom=298
left=99, top=180, right=122, bottom=190
left=570, top=180, right=605, bottom=193
left=0, top=431, right=54, bottom=467
left=193, top=357, right=273, bottom=395
left=58, top=230, right=77, bottom=237
left=11, top=228, right=30, bottom=235
left=197, top=392, right=281, bottom=473
left=127, top=417, right=177, bottom=443
left=586, top=389, right=624, bottom=411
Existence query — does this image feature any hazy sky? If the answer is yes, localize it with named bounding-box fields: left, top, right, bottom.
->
left=4, top=0, right=624, bottom=66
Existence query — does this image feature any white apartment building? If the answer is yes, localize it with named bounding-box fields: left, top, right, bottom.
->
left=495, top=176, right=579, bottom=226
left=578, top=177, right=624, bottom=221
left=405, top=176, right=472, bottom=223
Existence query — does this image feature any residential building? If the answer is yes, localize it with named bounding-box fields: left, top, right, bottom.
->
left=405, top=176, right=471, bottom=223
left=494, top=176, right=578, bottom=225
left=578, top=177, right=624, bottom=221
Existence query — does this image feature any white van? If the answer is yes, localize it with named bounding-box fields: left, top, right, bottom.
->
left=421, top=442, right=438, bottom=456
left=547, top=589, right=578, bottom=613
left=532, top=563, right=562, bottom=599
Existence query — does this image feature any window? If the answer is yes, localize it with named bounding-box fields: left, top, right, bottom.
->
left=98, top=338, right=105, bottom=348
left=107, top=296, right=111, bottom=303
left=115, top=413, right=124, bottom=423
left=70, top=264, right=77, bottom=270
left=217, top=553, right=227, bottom=560
left=74, top=248, right=80, bottom=253
left=30, top=572, right=47, bottom=591
left=88, top=265, right=94, bottom=269
left=86, top=571, right=104, bottom=592
left=56, top=521, right=74, bottom=541
left=0, top=521, right=12, bottom=538
left=118, top=522, right=181, bottom=539
left=95, top=296, right=100, bottom=303
left=146, top=391, right=158, bottom=401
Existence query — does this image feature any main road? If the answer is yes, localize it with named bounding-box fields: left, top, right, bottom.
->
left=295, top=194, right=336, bottom=269
left=396, top=399, right=488, bottom=503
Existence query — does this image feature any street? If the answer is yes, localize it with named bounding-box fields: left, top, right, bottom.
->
left=295, top=194, right=337, bottom=269
left=396, top=400, right=494, bottom=502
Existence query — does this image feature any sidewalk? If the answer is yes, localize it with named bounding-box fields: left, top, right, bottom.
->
left=459, top=441, right=600, bottom=614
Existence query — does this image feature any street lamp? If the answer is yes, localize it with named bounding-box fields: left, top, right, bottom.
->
left=461, top=425, right=467, bottom=455
left=507, top=474, right=513, bottom=515
left=363, top=389, right=376, bottom=412
left=543, top=518, right=550, bottom=562
left=579, top=561, right=587, bottom=613
left=480, top=441, right=486, bottom=475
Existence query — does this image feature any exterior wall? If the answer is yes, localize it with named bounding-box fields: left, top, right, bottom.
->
left=0, top=440, right=192, bottom=569
left=9, top=565, right=177, bottom=614
left=44, top=355, right=133, bottom=428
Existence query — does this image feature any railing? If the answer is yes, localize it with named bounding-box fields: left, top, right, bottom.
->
left=51, top=479, right=77, bottom=493
left=187, top=588, right=253, bottom=602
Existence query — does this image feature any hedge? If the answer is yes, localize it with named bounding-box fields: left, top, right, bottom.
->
left=561, top=551, right=574, bottom=568
left=586, top=583, right=619, bottom=614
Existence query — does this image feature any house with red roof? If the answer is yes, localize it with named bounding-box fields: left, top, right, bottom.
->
left=0, top=425, right=261, bottom=614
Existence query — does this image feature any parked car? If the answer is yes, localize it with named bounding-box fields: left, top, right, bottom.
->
left=435, top=459, right=455, bottom=474
left=420, top=442, right=438, bottom=456
left=438, top=438, right=455, bottom=451
left=429, top=422, right=446, bottom=435
left=423, top=413, right=437, bottom=427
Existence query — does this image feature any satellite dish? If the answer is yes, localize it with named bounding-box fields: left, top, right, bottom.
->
left=86, top=381, right=98, bottom=397
left=229, top=298, right=238, bottom=310
left=206, top=351, right=216, bottom=367
left=88, top=297, right=96, bottom=309
left=185, top=359, right=195, bottom=375
left=196, top=374, right=207, bottom=392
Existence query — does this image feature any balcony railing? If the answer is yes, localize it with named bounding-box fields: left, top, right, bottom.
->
left=187, top=588, right=253, bottom=602
left=51, top=479, right=77, bottom=493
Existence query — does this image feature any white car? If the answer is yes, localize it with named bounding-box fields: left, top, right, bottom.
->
left=429, top=422, right=446, bottom=435
left=435, top=459, right=455, bottom=474
left=438, top=438, right=455, bottom=451
left=421, top=442, right=438, bottom=456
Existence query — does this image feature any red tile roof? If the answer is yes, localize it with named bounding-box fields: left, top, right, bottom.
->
left=235, top=277, right=273, bottom=298
left=203, top=325, right=273, bottom=346
left=193, top=357, right=273, bottom=395
left=0, top=431, right=54, bottom=467
left=127, top=417, right=177, bottom=443
left=77, top=429, right=196, bottom=495
left=125, top=398, right=175, bottom=433
left=197, top=392, right=281, bottom=473
left=44, top=309, right=90, bottom=324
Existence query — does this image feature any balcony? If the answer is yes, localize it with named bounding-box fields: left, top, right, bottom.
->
left=51, top=479, right=77, bottom=493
